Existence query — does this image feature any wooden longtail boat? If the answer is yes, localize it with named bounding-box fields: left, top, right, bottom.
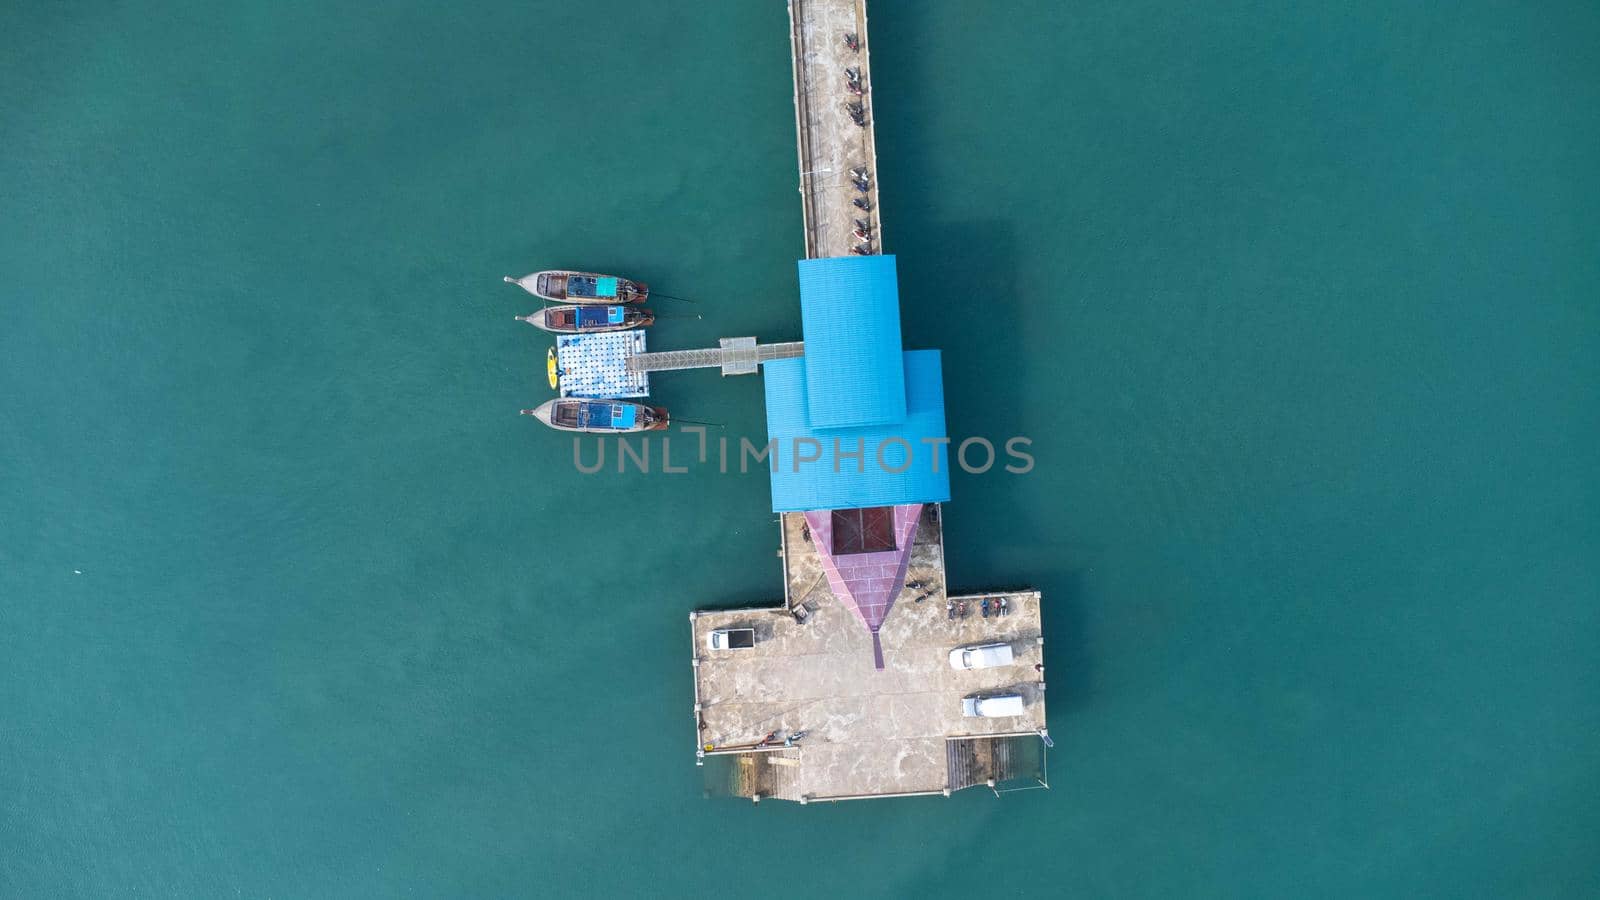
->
left=503, top=270, right=648, bottom=304
left=515, top=305, right=654, bottom=334
left=520, top=399, right=669, bottom=433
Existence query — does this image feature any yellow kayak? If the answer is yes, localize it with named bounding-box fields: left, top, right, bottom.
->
left=546, top=346, right=559, bottom=390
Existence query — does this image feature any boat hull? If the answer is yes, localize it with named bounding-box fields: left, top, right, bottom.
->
left=516, top=305, right=654, bottom=334
left=504, top=270, right=648, bottom=304
left=521, top=399, right=669, bottom=434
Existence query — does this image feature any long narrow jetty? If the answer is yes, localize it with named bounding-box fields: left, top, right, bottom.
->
left=683, top=0, right=1053, bottom=805
left=789, top=0, right=882, bottom=259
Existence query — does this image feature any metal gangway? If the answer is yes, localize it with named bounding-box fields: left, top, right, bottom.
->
left=626, top=338, right=805, bottom=376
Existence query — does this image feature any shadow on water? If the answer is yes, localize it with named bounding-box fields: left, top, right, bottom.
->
left=870, top=9, right=1090, bottom=718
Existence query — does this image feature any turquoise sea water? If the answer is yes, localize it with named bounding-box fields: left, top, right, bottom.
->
left=3, top=1, right=1597, bottom=896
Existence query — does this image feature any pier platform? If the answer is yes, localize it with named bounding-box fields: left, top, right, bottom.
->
left=690, top=509, right=1049, bottom=801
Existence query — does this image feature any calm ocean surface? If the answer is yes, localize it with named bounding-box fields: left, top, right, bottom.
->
left=3, top=1, right=1597, bottom=896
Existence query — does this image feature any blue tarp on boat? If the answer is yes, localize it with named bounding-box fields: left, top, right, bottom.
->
left=577, top=401, right=637, bottom=430
left=575, top=306, right=625, bottom=328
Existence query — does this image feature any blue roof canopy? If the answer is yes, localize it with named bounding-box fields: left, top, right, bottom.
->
left=762, top=350, right=950, bottom=512
left=797, top=255, right=906, bottom=429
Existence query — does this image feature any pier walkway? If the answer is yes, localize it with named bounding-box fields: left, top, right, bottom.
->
left=626, top=338, right=804, bottom=376
left=789, top=0, right=882, bottom=259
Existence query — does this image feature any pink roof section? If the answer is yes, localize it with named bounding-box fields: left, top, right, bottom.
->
left=803, top=504, right=925, bottom=669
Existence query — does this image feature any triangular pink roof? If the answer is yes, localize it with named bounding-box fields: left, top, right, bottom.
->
left=803, top=504, right=924, bottom=669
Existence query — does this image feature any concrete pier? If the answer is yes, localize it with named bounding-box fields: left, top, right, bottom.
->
left=684, top=2, right=1052, bottom=804
left=691, top=510, right=1048, bottom=800
left=789, top=0, right=882, bottom=258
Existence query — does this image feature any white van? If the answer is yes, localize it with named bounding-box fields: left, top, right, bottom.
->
left=948, top=642, right=1014, bottom=670
left=961, top=693, right=1027, bottom=718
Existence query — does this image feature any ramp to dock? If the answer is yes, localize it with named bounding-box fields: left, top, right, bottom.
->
left=627, top=338, right=804, bottom=375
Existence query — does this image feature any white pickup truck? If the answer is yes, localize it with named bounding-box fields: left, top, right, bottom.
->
left=706, top=628, right=756, bottom=650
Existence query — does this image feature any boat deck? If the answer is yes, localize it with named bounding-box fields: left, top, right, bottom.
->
left=690, top=510, right=1048, bottom=801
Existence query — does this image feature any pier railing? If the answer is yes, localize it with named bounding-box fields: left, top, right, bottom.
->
left=626, top=339, right=804, bottom=375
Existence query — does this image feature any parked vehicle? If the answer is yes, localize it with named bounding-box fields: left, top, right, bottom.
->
left=948, top=642, right=1014, bottom=670
left=706, top=628, right=756, bottom=650
left=961, top=693, right=1027, bottom=718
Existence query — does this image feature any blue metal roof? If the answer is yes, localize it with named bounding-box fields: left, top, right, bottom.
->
left=797, top=255, right=906, bottom=429
left=762, top=350, right=951, bottom=512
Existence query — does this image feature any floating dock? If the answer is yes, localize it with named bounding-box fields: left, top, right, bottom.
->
left=554, top=331, right=649, bottom=399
